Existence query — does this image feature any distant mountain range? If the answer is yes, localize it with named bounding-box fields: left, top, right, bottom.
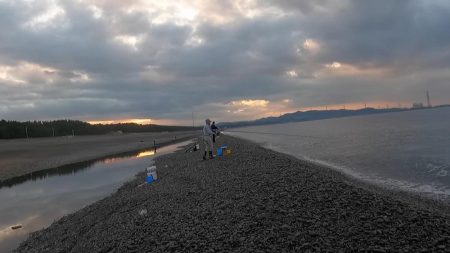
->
left=219, top=104, right=450, bottom=128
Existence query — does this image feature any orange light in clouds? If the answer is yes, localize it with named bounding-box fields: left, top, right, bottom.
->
left=88, top=118, right=152, bottom=125
left=230, top=99, right=269, bottom=107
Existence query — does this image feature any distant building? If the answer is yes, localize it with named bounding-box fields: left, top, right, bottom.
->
left=412, top=103, right=424, bottom=109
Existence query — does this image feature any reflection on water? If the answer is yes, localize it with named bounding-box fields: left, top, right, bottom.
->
left=1, top=146, right=162, bottom=190
left=0, top=140, right=191, bottom=252
left=136, top=150, right=155, bottom=158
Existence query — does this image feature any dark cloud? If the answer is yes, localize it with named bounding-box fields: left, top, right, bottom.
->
left=293, top=1, right=450, bottom=71
left=0, top=0, right=449, bottom=123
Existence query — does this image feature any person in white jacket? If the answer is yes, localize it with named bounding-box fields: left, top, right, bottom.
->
left=202, top=118, right=214, bottom=160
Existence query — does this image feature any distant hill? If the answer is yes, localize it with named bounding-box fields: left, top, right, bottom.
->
left=218, top=105, right=450, bottom=128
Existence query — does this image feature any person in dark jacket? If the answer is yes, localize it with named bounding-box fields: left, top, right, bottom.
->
left=211, top=121, right=218, bottom=143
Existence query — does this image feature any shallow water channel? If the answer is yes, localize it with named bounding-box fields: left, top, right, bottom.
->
left=0, top=140, right=192, bottom=252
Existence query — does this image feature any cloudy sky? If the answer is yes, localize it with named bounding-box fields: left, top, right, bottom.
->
left=1, top=0, right=450, bottom=125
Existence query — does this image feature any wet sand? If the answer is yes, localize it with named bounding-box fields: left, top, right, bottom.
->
left=16, top=135, right=450, bottom=252
left=0, top=131, right=197, bottom=182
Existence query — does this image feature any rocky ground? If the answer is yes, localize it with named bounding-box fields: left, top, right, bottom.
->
left=16, top=135, right=450, bottom=252
left=0, top=131, right=196, bottom=181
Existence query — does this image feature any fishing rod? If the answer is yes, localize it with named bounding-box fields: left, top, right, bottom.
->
left=223, top=130, right=325, bottom=139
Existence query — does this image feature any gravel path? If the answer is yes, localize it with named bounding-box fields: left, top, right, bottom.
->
left=0, top=131, right=196, bottom=182
left=16, top=136, right=450, bottom=252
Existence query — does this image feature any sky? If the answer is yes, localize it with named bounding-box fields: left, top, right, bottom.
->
left=1, top=0, right=450, bottom=125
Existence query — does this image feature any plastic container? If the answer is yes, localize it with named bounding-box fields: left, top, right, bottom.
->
left=146, top=165, right=157, bottom=183
left=217, top=145, right=228, bottom=156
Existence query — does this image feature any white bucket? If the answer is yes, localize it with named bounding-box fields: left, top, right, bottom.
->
left=146, top=165, right=157, bottom=180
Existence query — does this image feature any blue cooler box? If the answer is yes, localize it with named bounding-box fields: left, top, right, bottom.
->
left=217, top=145, right=228, bottom=157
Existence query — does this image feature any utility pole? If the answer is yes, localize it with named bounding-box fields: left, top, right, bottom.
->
left=426, top=90, right=431, bottom=107
left=192, top=111, right=195, bottom=130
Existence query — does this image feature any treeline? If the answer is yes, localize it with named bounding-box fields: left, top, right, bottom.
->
left=0, top=119, right=195, bottom=139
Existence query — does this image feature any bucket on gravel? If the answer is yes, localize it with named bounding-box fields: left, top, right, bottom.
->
left=146, top=165, right=157, bottom=183
left=224, top=148, right=232, bottom=156
left=217, top=145, right=228, bottom=157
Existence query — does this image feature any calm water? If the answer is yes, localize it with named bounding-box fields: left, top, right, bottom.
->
left=0, top=140, right=192, bottom=253
left=229, top=107, right=450, bottom=199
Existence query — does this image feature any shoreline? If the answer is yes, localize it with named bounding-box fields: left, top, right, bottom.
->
left=236, top=136, right=450, bottom=216
left=0, top=131, right=197, bottom=182
left=16, top=135, right=450, bottom=252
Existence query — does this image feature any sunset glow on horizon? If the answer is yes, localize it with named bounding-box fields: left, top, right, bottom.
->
left=88, top=119, right=153, bottom=125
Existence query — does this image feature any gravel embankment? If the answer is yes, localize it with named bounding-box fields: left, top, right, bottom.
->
left=0, top=131, right=196, bottom=182
left=16, top=135, right=450, bottom=252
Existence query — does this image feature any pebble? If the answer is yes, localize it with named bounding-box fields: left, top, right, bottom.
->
left=138, top=209, right=147, bottom=216
left=11, top=225, right=23, bottom=230
left=15, top=136, right=450, bottom=252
